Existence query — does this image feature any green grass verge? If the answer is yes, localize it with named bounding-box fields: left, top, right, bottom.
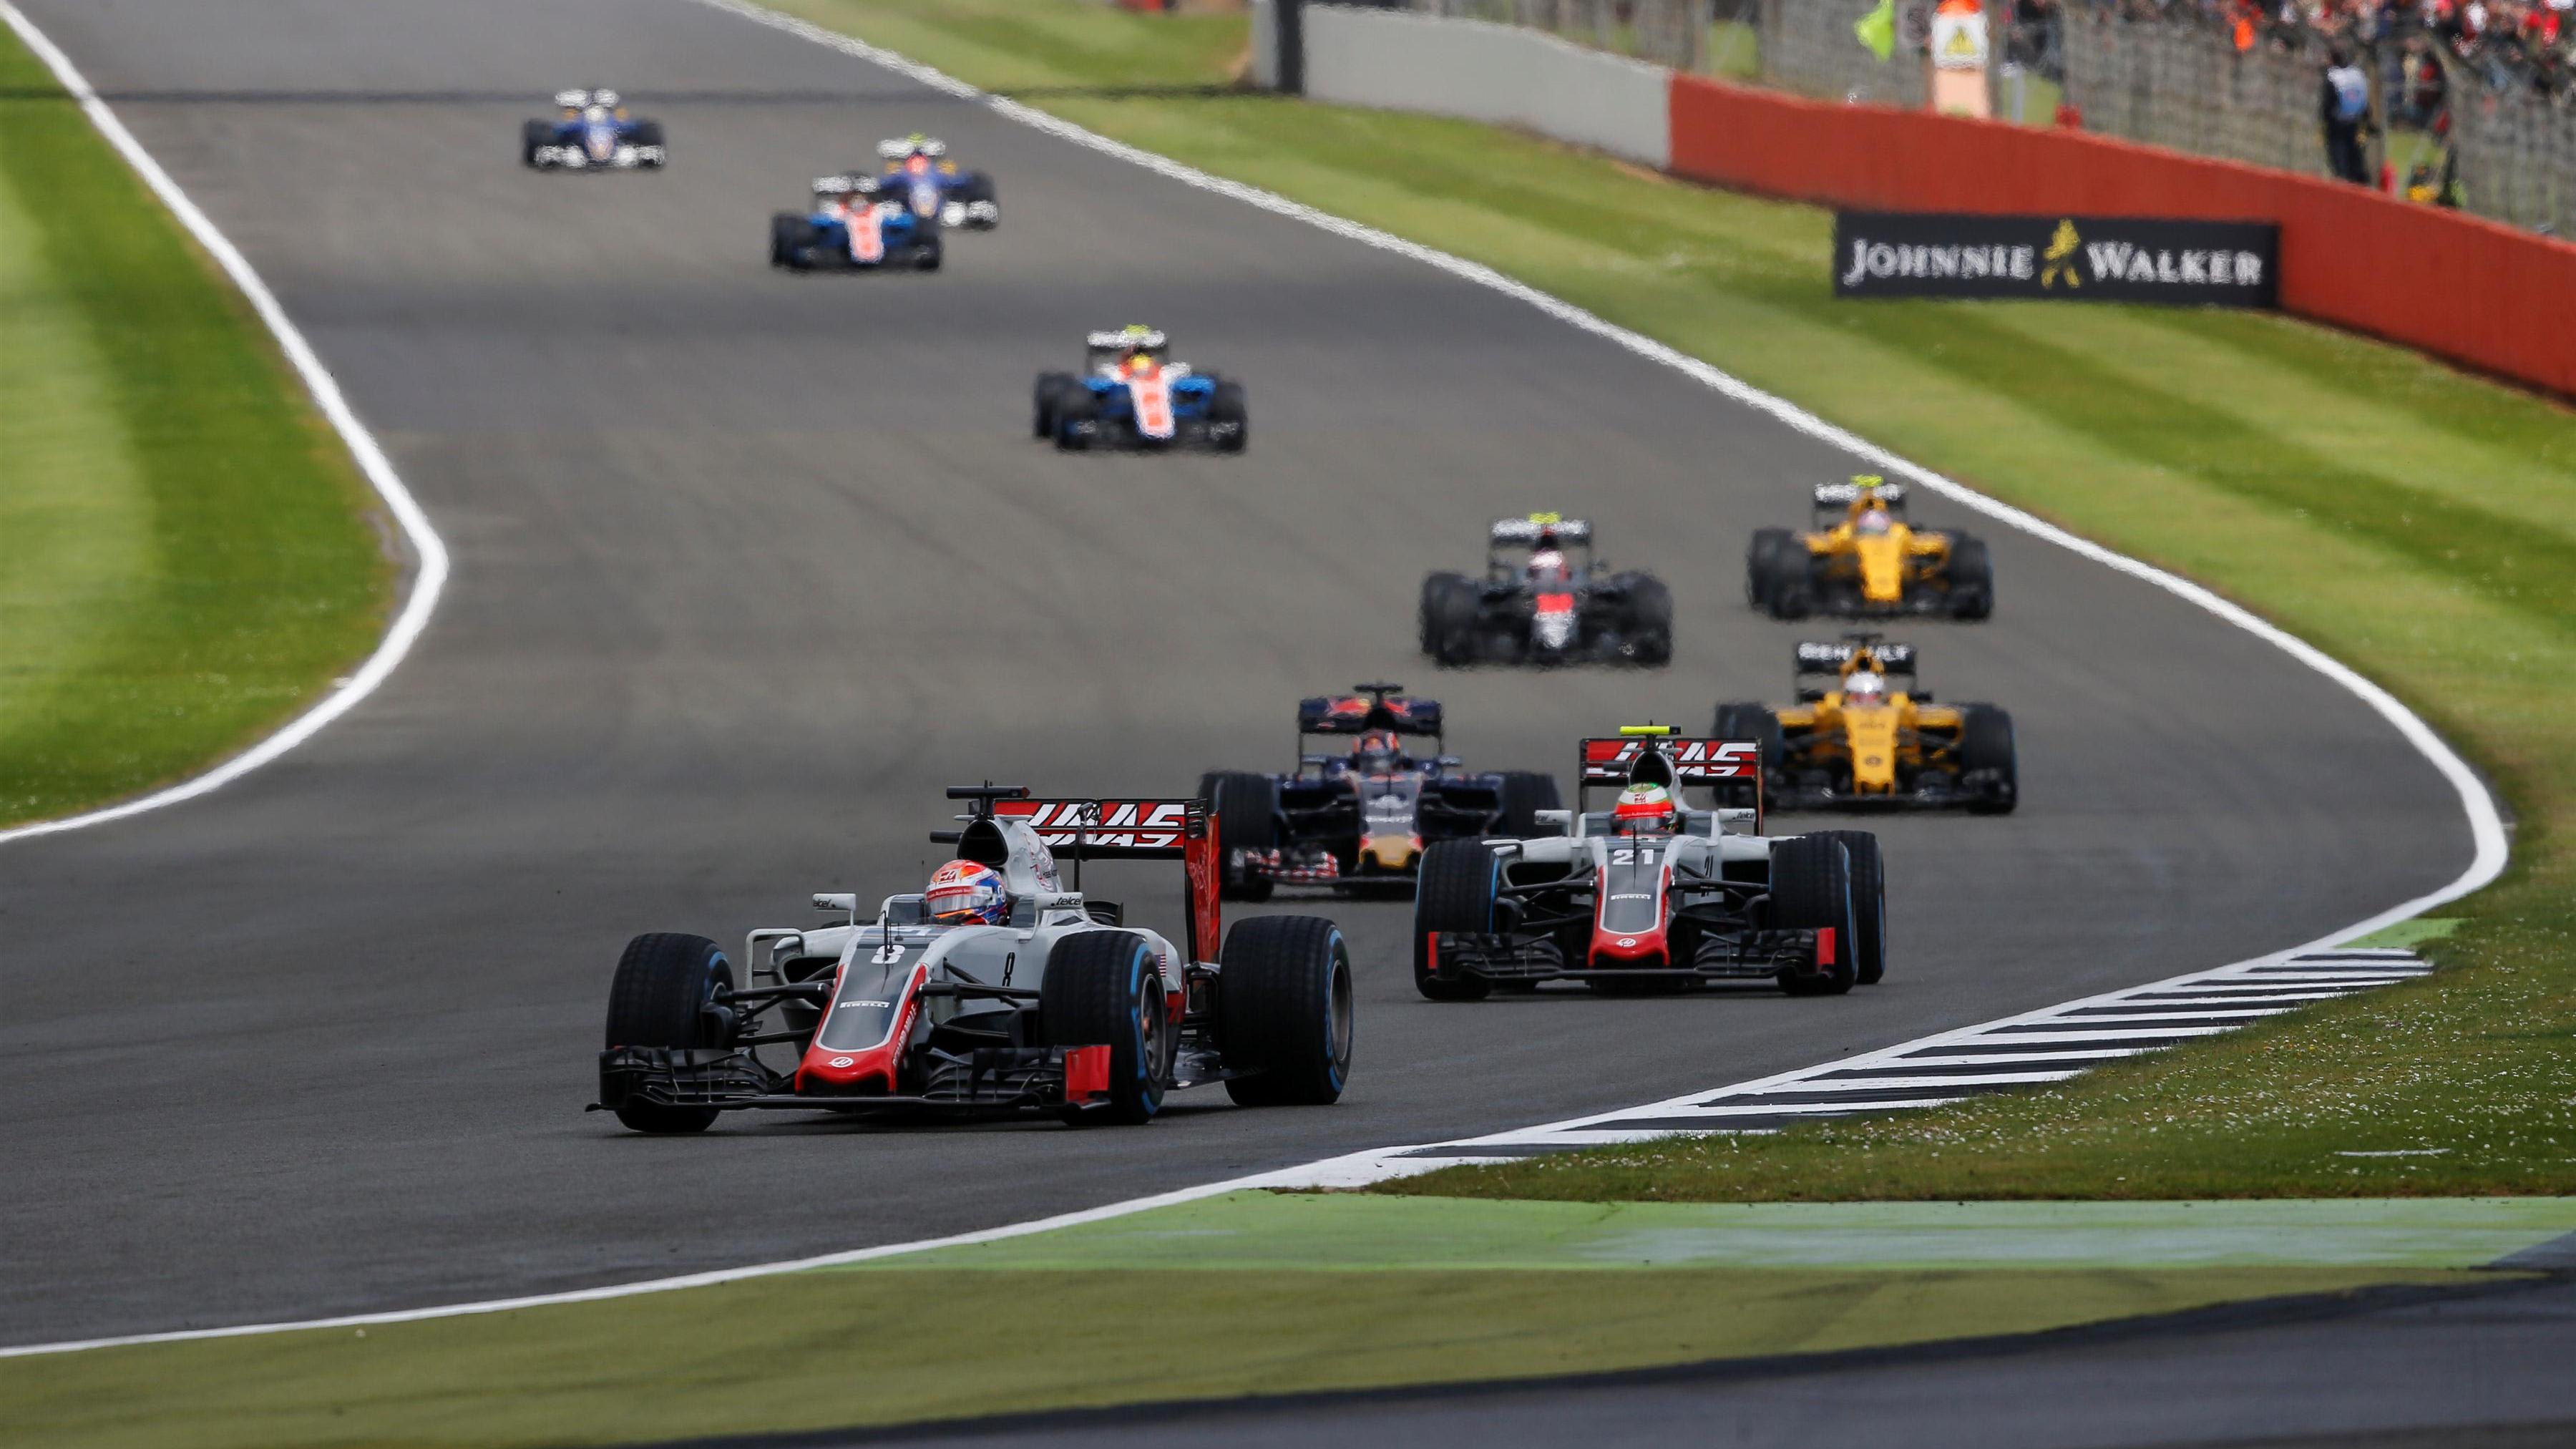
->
left=0, top=27, right=389, bottom=828
left=1, top=1259, right=2484, bottom=1448
left=769, top=0, right=2576, bottom=1201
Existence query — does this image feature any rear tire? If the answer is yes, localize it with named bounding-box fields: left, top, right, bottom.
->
left=1208, top=380, right=1249, bottom=453
left=1204, top=771, right=1277, bottom=902
left=1411, top=839, right=1498, bottom=1001
left=1945, top=536, right=1994, bottom=620
left=1621, top=574, right=1673, bottom=665
left=1218, top=916, right=1354, bottom=1106
left=1496, top=771, right=1561, bottom=837
left=1746, top=527, right=1793, bottom=608
left=1033, top=371, right=1075, bottom=439
left=1041, top=931, right=1169, bottom=1126
left=1769, top=835, right=1857, bottom=995
left=1961, top=704, right=2018, bottom=814
left=602, top=932, right=735, bottom=1133
left=1709, top=702, right=1782, bottom=809
left=1810, top=830, right=1886, bottom=985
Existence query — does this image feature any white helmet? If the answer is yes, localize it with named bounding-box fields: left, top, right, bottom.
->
left=1845, top=670, right=1887, bottom=706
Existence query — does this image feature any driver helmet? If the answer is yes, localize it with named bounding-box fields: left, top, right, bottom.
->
left=1121, top=348, right=1159, bottom=376
left=1613, top=781, right=1677, bottom=831
left=924, top=859, right=1008, bottom=926
left=1844, top=670, right=1888, bottom=708
left=1855, top=507, right=1893, bottom=537
left=583, top=102, right=613, bottom=123
left=1528, top=547, right=1568, bottom=581
left=1352, top=728, right=1403, bottom=772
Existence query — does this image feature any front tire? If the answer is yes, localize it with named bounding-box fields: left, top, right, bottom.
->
left=1769, top=835, right=1857, bottom=996
left=1810, top=830, right=1885, bottom=985
left=1746, top=527, right=1793, bottom=608
left=1621, top=573, right=1673, bottom=666
left=1042, top=931, right=1170, bottom=1126
left=521, top=119, right=554, bottom=168
left=1204, top=771, right=1278, bottom=902
left=1960, top=704, right=2018, bottom=814
left=1412, top=838, right=1498, bottom=1001
left=1945, top=536, right=1994, bottom=620
left=1207, top=380, right=1249, bottom=453
left=1033, top=371, right=1074, bottom=439
left=1218, top=916, right=1354, bottom=1106
left=769, top=214, right=815, bottom=270
left=602, top=933, right=735, bottom=1133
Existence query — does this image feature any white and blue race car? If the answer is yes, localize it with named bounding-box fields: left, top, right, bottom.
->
left=521, top=89, right=665, bottom=171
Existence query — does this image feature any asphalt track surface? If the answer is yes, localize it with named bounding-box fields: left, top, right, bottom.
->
left=0, top=0, right=2472, bottom=1347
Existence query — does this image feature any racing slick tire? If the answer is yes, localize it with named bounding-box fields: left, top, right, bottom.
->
left=1208, top=381, right=1249, bottom=453
left=1419, top=572, right=1473, bottom=655
left=1959, top=703, right=2019, bottom=815
left=912, top=234, right=944, bottom=272
left=1769, top=835, right=1858, bottom=996
left=1053, top=386, right=1098, bottom=450
left=602, top=932, right=736, bottom=1133
left=1203, top=771, right=1277, bottom=902
left=1412, top=838, right=1499, bottom=1001
left=1033, top=371, right=1075, bottom=439
left=1709, top=703, right=1782, bottom=809
left=1620, top=573, right=1674, bottom=665
left=1496, top=771, right=1561, bottom=838
left=629, top=119, right=665, bottom=154
left=769, top=214, right=816, bottom=270
left=1425, top=575, right=1481, bottom=667
left=1218, top=915, right=1355, bottom=1107
left=520, top=118, right=553, bottom=168
left=1746, top=528, right=1795, bottom=608
left=1810, top=830, right=1886, bottom=985
left=1042, top=930, right=1172, bottom=1126
left=1763, top=550, right=1814, bottom=620
left=1944, top=536, right=1995, bottom=620
left=960, top=172, right=999, bottom=228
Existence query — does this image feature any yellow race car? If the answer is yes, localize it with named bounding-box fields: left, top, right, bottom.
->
left=1711, top=634, right=2016, bottom=813
left=1746, top=478, right=1994, bottom=620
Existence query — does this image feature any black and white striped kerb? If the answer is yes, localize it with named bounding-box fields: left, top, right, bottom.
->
left=1388, top=947, right=2430, bottom=1163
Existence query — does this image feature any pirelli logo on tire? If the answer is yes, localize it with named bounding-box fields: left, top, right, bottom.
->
left=1833, top=212, right=2279, bottom=306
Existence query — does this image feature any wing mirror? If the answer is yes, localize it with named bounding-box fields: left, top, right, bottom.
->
left=812, top=892, right=858, bottom=917
left=1532, top=808, right=1575, bottom=836
left=1435, top=754, right=1464, bottom=769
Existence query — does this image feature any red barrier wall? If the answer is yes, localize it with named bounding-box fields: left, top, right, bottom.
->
left=1669, top=74, right=2576, bottom=397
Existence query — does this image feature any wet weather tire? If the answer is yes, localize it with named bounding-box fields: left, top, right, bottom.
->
left=1218, top=916, right=1355, bottom=1106
left=1412, top=839, right=1499, bottom=1001
left=603, top=932, right=735, bottom=1133
left=1042, top=931, right=1169, bottom=1126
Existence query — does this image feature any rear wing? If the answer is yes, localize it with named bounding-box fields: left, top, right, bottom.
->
left=1085, top=328, right=1166, bottom=351
left=989, top=796, right=1218, bottom=965
left=1795, top=639, right=1916, bottom=675
left=1489, top=514, right=1591, bottom=545
left=812, top=173, right=879, bottom=196
left=1299, top=686, right=1443, bottom=738
left=1578, top=737, right=1761, bottom=785
left=1812, top=477, right=1906, bottom=519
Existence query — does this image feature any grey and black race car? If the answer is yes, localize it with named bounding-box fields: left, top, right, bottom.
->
left=1420, top=515, right=1672, bottom=667
left=1196, top=685, right=1558, bottom=899
left=521, top=89, right=665, bottom=171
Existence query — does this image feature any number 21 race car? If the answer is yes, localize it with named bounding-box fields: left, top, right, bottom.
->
left=592, top=786, right=1355, bottom=1133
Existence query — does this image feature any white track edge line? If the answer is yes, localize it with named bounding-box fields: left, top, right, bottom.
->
left=0, top=1, right=447, bottom=849
left=0, top=0, right=2505, bottom=1359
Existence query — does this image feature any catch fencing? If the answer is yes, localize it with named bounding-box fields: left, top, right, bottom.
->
left=1386, top=0, right=2576, bottom=240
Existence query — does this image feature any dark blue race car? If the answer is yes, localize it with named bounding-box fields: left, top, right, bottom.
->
left=868, top=135, right=999, bottom=231
left=1032, top=328, right=1246, bottom=454
left=769, top=175, right=943, bottom=273
left=521, top=89, right=665, bottom=171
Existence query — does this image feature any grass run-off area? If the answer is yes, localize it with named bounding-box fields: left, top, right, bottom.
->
left=14, top=1190, right=2568, bottom=1445
left=0, top=26, right=388, bottom=829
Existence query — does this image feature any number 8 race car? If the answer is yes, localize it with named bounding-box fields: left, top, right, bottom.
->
left=592, top=786, right=1355, bottom=1133
left=1411, top=729, right=1885, bottom=999
left=521, top=89, right=666, bottom=171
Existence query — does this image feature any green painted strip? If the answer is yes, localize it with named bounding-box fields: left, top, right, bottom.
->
left=848, top=1191, right=2576, bottom=1273
left=2341, top=917, right=2464, bottom=950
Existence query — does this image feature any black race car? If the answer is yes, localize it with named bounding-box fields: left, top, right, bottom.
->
left=1420, top=515, right=1672, bottom=667
left=1197, top=684, right=1559, bottom=899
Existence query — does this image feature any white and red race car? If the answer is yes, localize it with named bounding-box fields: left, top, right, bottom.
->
left=1411, top=730, right=1885, bottom=999
left=594, top=786, right=1353, bottom=1133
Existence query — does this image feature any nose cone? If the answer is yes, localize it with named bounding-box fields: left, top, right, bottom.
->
left=1855, top=535, right=1906, bottom=602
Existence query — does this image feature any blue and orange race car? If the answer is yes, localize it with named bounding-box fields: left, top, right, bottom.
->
left=769, top=175, right=942, bottom=273
left=1032, top=326, right=1247, bottom=453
